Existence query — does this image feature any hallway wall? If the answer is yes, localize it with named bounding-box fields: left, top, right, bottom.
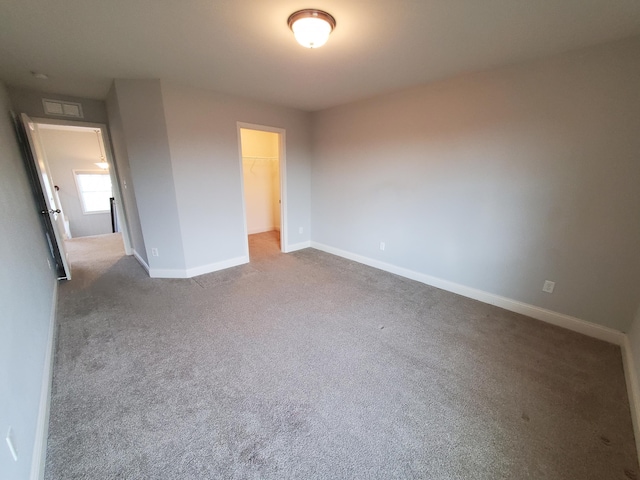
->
left=0, top=82, right=57, bottom=480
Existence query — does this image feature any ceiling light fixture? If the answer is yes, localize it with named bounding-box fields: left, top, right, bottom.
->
left=288, top=9, right=336, bottom=49
left=94, top=130, right=108, bottom=169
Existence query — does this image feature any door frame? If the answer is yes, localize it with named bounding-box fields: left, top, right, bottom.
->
left=236, top=122, right=287, bottom=256
left=30, top=117, right=133, bottom=256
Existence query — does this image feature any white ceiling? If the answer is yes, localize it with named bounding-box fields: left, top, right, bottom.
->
left=1, top=0, right=639, bottom=111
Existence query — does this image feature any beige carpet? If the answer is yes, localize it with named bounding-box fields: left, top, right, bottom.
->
left=45, top=231, right=638, bottom=479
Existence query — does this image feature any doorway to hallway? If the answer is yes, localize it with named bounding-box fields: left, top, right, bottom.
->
left=18, top=114, right=132, bottom=278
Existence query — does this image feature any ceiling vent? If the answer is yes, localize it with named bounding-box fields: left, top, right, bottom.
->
left=42, top=99, right=84, bottom=118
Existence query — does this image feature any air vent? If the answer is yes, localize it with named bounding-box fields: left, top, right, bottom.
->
left=42, top=99, right=84, bottom=118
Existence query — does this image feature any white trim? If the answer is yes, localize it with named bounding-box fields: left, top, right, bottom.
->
left=185, top=255, right=249, bottom=278
left=132, top=249, right=150, bottom=273
left=285, top=241, right=311, bottom=253
left=247, top=226, right=278, bottom=235
left=621, top=336, right=640, bottom=461
left=30, top=280, right=58, bottom=480
left=30, top=118, right=134, bottom=256
left=149, top=268, right=187, bottom=279
left=236, top=125, right=250, bottom=261
left=278, top=131, right=288, bottom=253
left=310, top=241, right=624, bottom=345
left=149, top=255, right=249, bottom=279
left=236, top=122, right=288, bottom=255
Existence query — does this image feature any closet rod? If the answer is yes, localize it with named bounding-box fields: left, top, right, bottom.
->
left=242, top=155, right=278, bottom=160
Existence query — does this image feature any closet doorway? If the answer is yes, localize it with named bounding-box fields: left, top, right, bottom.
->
left=238, top=124, right=286, bottom=257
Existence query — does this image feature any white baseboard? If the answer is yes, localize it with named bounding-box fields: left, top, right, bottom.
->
left=149, top=255, right=249, bottom=279
left=248, top=227, right=278, bottom=235
left=285, top=241, right=311, bottom=253
left=185, top=255, right=249, bottom=278
left=30, top=279, right=58, bottom=480
left=310, top=242, right=624, bottom=346
left=621, top=336, right=640, bottom=461
left=132, top=249, right=149, bottom=273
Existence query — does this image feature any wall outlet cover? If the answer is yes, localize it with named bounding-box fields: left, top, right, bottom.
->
left=542, top=280, right=555, bottom=293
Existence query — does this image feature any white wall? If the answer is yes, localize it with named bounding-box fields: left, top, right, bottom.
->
left=160, top=81, right=311, bottom=271
left=311, top=36, right=640, bottom=332
left=241, top=128, right=280, bottom=234
left=0, top=82, right=57, bottom=480
left=37, top=127, right=112, bottom=238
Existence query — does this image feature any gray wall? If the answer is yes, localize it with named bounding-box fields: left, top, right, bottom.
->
left=110, top=79, right=185, bottom=272
left=38, top=127, right=112, bottom=238
left=105, top=86, right=147, bottom=265
left=0, top=82, right=57, bottom=479
left=8, top=87, right=108, bottom=124
left=629, top=305, right=640, bottom=381
left=311, top=37, right=640, bottom=332
left=106, top=78, right=311, bottom=275
left=160, top=82, right=311, bottom=269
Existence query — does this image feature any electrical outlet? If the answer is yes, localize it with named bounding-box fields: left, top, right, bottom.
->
left=380, top=242, right=385, bottom=251
left=542, top=280, right=555, bottom=293
left=151, top=248, right=159, bottom=257
left=6, top=427, right=17, bottom=462
left=299, top=227, right=303, bottom=234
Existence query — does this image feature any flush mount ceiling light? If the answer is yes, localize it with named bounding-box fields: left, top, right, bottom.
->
left=288, top=9, right=336, bottom=48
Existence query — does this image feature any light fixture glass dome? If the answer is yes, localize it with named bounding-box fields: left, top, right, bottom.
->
left=288, top=10, right=336, bottom=49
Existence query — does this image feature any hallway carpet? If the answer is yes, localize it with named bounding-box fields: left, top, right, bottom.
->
left=45, top=232, right=638, bottom=479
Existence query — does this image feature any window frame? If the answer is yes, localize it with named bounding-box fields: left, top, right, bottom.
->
left=73, top=169, right=113, bottom=215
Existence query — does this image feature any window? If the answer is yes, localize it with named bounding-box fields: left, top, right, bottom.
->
left=74, top=170, right=113, bottom=214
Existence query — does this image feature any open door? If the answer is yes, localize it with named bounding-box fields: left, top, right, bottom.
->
left=14, top=113, right=71, bottom=280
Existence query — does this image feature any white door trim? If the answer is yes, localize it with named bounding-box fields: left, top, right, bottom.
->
left=236, top=122, right=288, bottom=254
left=30, top=117, right=133, bottom=255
